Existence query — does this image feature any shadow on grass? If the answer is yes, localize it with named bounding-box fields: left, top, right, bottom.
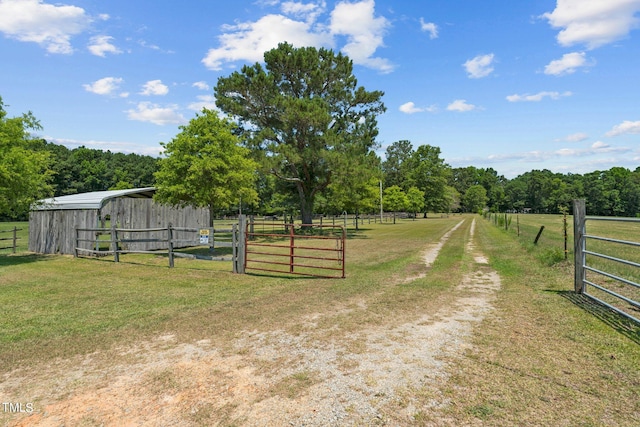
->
left=244, top=271, right=335, bottom=281
left=552, top=290, right=640, bottom=345
left=0, top=253, right=52, bottom=267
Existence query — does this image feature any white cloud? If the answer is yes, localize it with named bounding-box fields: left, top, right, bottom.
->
left=542, top=0, right=640, bottom=49
left=447, top=99, right=478, bottom=112
left=506, top=91, right=572, bottom=102
left=88, top=35, right=121, bottom=57
left=281, top=0, right=326, bottom=22
left=399, top=101, right=437, bottom=114
left=202, top=0, right=393, bottom=73
left=192, top=81, right=210, bottom=91
left=329, top=0, right=393, bottom=73
left=0, top=0, right=94, bottom=54
left=544, top=51, right=591, bottom=75
left=606, top=120, right=640, bottom=136
left=463, top=54, right=495, bottom=78
left=126, top=102, right=186, bottom=125
left=188, top=95, right=217, bottom=111
left=202, top=14, right=331, bottom=70
left=83, top=77, right=126, bottom=97
left=591, top=141, right=610, bottom=149
left=140, top=80, right=169, bottom=96
left=419, top=18, right=438, bottom=39
left=560, top=132, right=589, bottom=142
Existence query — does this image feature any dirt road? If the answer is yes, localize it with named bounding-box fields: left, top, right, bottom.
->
left=5, top=219, right=501, bottom=426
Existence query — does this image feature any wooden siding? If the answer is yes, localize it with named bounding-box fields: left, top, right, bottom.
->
left=29, top=199, right=209, bottom=254
left=101, top=199, right=209, bottom=251
left=29, top=209, right=99, bottom=255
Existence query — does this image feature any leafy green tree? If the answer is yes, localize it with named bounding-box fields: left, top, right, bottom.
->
left=326, top=149, right=381, bottom=229
left=382, top=140, right=413, bottom=189
left=383, top=185, right=408, bottom=224
left=215, top=42, right=385, bottom=224
left=407, top=144, right=451, bottom=216
left=463, top=184, right=488, bottom=213
left=406, top=186, right=425, bottom=219
left=0, top=97, right=53, bottom=218
left=154, top=109, right=258, bottom=225
left=443, top=185, right=461, bottom=213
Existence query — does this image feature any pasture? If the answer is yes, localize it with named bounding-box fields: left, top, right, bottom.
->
left=1, top=216, right=639, bottom=426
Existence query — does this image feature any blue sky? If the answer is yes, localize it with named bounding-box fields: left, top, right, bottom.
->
left=1, top=0, right=639, bottom=178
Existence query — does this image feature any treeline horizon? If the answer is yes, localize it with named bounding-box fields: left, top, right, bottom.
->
left=14, top=140, right=638, bottom=220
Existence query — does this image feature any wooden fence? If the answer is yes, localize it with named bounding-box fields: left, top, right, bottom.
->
left=74, top=223, right=241, bottom=270
left=0, top=227, right=21, bottom=253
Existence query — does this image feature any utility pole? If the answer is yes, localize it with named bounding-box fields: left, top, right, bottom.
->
left=379, top=180, right=383, bottom=222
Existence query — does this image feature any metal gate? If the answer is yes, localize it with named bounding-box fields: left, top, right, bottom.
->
left=573, top=199, right=640, bottom=323
left=243, top=221, right=345, bottom=278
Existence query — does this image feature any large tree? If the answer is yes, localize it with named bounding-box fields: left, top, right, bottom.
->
left=154, top=109, right=258, bottom=225
left=407, top=144, right=451, bottom=215
left=0, top=97, right=52, bottom=218
left=382, top=140, right=413, bottom=189
left=383, top=185, right=408, bottom=224
left=214, top=42, right=385, bottom=224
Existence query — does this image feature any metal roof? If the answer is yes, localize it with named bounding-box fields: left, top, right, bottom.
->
left=33, top=187, right=156, bottom=211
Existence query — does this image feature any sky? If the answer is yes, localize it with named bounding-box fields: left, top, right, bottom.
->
left=1, top=0, right=639, bottom=179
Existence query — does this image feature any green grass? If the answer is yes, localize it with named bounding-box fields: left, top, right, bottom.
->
left=2, top=215, right=639, bottom=426
left=483, top=213, right=640, bottom=320
left=422, top=217, right=640, bottom=426
left=0, top=216, right=466, bottom=369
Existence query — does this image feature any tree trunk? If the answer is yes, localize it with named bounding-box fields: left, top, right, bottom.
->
left=299, top=194, right=314, bottom=225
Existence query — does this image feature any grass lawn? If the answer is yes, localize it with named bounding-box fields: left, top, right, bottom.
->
left=1, top=215, right=639, bottom=425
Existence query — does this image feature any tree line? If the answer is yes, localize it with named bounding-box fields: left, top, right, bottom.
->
left=2, top=43, right=639, bottom=221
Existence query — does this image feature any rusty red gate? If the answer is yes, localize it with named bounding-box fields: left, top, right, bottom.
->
left=243, top=222, right=345, bottom=278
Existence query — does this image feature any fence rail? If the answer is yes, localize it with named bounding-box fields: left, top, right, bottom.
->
left=573, top=199, right=640, bottom=324
left=74, top=223, right=240, bottom=269
left=244, top=221, right=345, bottom=279
left=0, top=227, right=21, bottom=253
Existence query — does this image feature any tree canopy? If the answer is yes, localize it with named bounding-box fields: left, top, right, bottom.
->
left=153, top=109, right=258, bottom=224
left=214, top=42, right=385, bottom=224
left=0, top=97, right=52, bottom=218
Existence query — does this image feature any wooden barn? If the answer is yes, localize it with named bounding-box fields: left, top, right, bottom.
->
left=29, top=188, right=210, bottom=254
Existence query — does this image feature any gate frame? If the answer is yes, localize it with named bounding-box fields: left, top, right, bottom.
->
left=573, top=199, right=640, bottom=324
left=239, top=216, right=345, bottom=279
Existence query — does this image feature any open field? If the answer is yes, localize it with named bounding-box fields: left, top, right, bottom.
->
left=1, top=216, right=639, bottom=426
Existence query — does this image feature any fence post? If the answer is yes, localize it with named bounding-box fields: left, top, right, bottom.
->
left=167, top=222, right=174, bottom=268
left=12, top=226, right=17, bottom=253
left=111, top=223, right=119, bottom=263
left=237, top=215, right=246, bottom=274
left=533, top=226, right=545, bottom=244
left=232, top=223, right=238, bottom=273
left=573, top=199, right=586, bottom=293
left=289, top=222, right=295, bottom=274
left=74, top=227, right=79, bottom=258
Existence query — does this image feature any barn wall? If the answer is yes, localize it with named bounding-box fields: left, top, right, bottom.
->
left=29, top=209, right=99, bottom=255
left=29, top=199, right=209, bottom=255
left=101, top=199, right=210, bottom=251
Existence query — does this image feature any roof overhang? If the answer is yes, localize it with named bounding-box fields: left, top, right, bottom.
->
left=32, top=188, right=156, bottom=211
